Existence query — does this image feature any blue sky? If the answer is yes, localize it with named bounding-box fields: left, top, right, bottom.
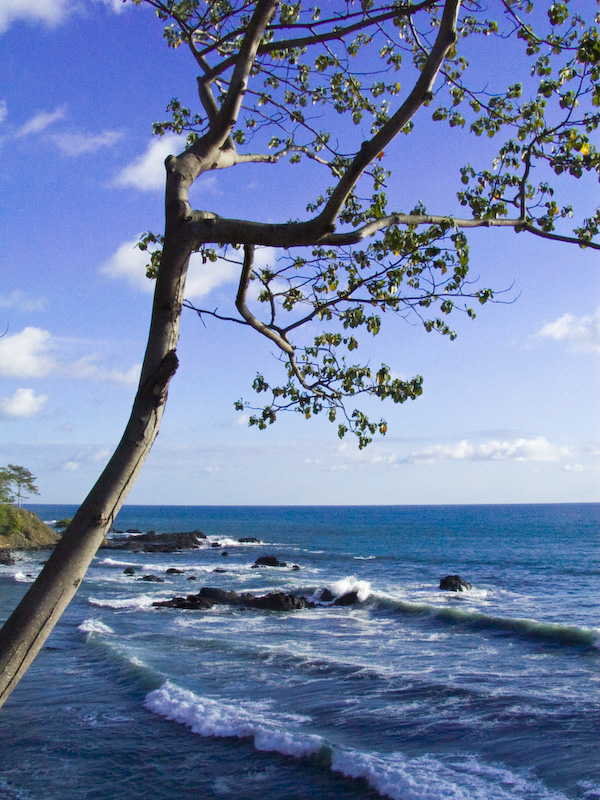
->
left=0, top=0, right=599, bottom=506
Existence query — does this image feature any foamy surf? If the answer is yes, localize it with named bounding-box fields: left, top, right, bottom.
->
left=331, top=750, right=571, bottom=800
left=145, top=683, right=569, bottom=800
left=144, top=682, right=324, bottom=757
left=78, top=618, right=114, bottom=635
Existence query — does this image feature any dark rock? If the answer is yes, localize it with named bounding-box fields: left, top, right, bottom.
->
left=292, top=564, right=300, bottom=571
left=123, top=566, right=136, bottom=575
left=141, top=574, right=164, bottom=583
left=0, top=549, right=14, bottom=566
left=238, top=537, right=261, bottom=544
left=319, top=588, right=334, bottom=602
left=213, top=568, right=227, bottom=573
left=221, top=551, right=228, bottom=557
left=254, top=555, right=287, bottom=567
left=153, top=594, right=214, bottom=610
left=246, top=592, right=312, bottom=612
left=187, top=575, right=197, bottom=580
left=126, top=529, right=141, bottom=534
left=155, top=586, right=315, bottom=612
left=333, top=591, right=359, bottom=606
left=166, top=568, right=184, bottom=574
left=439, top=575, right=472, bottom=592
left=211, top=542, right=221, bottom=548
left=198, top=587, right=245, bottom=605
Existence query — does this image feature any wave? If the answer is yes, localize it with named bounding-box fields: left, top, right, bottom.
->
left=145, top=682, right=324, bottom=757
left=374, top=595, right=599, bottom=650
left=145, top=682, right=569, bottom=800
left=77, top=618, right=115, bottom=635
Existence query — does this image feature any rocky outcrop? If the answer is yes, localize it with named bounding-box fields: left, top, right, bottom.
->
left=153, top=586, right=315, bottom=612
left=0, top=508, right=60, bottom=552
left=102, top=531, right=205, bottom=553
left=0, top=548, right=14, bottom=565
left=439, top=575, right=472, bottom=592
left=238, top=537, right=261, bottom=543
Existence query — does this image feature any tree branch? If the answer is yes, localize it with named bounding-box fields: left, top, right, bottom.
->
left=235, top=245, right=295, bottom=354
left=313, top=0, right=461, bottom=230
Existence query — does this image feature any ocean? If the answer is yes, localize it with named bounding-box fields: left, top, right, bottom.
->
left=0, top=504, right=598, bottom=800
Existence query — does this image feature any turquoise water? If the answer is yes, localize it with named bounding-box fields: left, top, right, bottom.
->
left=0, top=504, right=598, bottom=800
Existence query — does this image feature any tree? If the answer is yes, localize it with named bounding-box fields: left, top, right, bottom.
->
left=0, top=466, right=40, bottom=510
left=0, top=0, right=598, bottom=708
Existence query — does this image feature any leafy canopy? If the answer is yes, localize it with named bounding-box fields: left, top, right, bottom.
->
left=133, top=0, right=599, bottom=448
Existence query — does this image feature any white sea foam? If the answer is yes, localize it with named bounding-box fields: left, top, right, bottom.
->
left=144, top=681, right=324, bottom=758
left=78, top=618, right=114, bottom=635
left=88, top=593, right=168, bottom=610
left=13, top=571, right=35, bottom=583
left=331, top=750, right=571, bottom=800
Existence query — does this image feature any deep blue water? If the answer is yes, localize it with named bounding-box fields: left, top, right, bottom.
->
left=1, top=504, right=598, bottom=800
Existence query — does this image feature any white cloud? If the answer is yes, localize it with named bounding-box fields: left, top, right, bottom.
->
left=0, top=0, right=72, bottom=33
left=0, top=387, right=48, bottom=418
left=186, top=251, right=239, bottom=299
left=15, top=106, right=66, bottom=138
left=63, top=461, right=79, bottom=472
left=113, top=134, right=186, bottom=191
left=0, top=326, right=139, bottom=384
left=101, top=236, right=239, bottom=299
left=52, top=129, right=123, bottom=156
left=0, top=327, right=55, bottom=378
left=404, top=436, right=572, bottom=464
left=0, top=100, right=7, bottom=124
left=0, top=0, right=127, bottom=34
left=537, top=308, right=600, bottom=353
left=100, top=237, right=153, bottom=293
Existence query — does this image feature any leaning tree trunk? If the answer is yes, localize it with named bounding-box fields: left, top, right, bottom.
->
left=0, top=213, right=193, bottom=709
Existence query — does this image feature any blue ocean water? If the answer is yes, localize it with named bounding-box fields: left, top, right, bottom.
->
left=0, top=504, right=598, bottom=800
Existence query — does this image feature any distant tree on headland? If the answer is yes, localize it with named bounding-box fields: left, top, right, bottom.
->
left=0, top=465, right=39, bottom=510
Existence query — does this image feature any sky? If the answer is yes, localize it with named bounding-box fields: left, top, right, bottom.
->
left=0, top=0, right=599, bottom=506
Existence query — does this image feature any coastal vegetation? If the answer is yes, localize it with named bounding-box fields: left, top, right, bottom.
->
left=1, top=0, right=599, bottom=708
left=0, top=466, right=58, bottom=552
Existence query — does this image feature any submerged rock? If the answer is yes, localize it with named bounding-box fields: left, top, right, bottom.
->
left=238, top=537, right=261, bottom=543
left=141, top=574, right=164, bottom=583
left=439, top=575, right=472, bottom=592
left=166, top=567, right=184, bottom=574
left=123, top=566, right=136, bottom=575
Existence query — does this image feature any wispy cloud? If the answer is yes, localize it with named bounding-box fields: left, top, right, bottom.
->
left=112, top=134, right=186, bottom=191
left=15, top=106, right=67, bottom=138
left=338, top=435, right=573, bottom=467
left=402, top=436, right=572, bottom=464
left=0, top=387, right=48, bottom=418
left=537, top=308, right=600, bottom=353
left=0, top=290, right=47, bottom=311
left=52, top=129, right=123, bottom=156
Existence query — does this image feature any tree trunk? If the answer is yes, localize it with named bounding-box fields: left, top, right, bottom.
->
left=0, top=219, right=192, bottom=709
